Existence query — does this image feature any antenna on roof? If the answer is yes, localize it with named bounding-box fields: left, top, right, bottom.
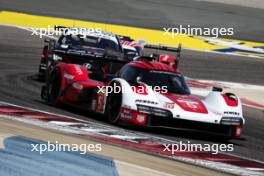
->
left=175, top=43, right=182, bottom=68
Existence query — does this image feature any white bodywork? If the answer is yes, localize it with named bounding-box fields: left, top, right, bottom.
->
left=110, top=78, right=245, bottom=126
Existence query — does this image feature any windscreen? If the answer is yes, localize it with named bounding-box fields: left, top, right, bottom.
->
left=60, top=35, right=121, bottom=52
left=120, top=66, right=190, bottom=94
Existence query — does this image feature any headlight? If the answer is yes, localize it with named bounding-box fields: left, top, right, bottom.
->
left=137, top=105, right=151, bottom=114
left=220, top=117, right=243, bottom=125
left=53, top=54, right=62, bottom=61
left=136, top=104, right=171, bottom=117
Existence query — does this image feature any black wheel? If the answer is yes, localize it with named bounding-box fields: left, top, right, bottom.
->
left=48, top=70, right=62, bottom=106
left=107, top=83, right=122, bottom=124
left=219, top=126, right=239, bottom=140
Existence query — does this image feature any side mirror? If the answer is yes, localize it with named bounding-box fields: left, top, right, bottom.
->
left=125, top=51, right=137, bottom=60
left=212, top=87, right=223, bottom=92
left=104, top=74, right=118, bottom=82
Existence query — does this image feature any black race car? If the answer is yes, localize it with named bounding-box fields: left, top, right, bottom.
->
left=38, top=27, right=124, bottom=80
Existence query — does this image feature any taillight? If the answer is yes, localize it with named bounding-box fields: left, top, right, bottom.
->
left=234, top=125, right=242, bottom=138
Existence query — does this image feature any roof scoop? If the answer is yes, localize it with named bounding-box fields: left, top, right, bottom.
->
left=212, top=87, right=223, bottom=92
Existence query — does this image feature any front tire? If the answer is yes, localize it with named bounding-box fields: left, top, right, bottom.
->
left=107, top=83, right=122, bottom=124
left=47, top=69, right=62, bottom=106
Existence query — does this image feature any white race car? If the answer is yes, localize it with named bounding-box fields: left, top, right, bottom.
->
left=106, top=57, right=245, bottom=138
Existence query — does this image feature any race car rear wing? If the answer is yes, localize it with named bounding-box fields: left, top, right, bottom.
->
left=144, top=43, right=182, bottom=53
left=145, top=43, right=182, bottom=59
left=144, top=43, right=182, bottom=67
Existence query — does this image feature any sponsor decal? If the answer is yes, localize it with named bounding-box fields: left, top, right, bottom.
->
left=74, top=65, right=83, bottom=75
left=64, top=73, right=74, bottom=80
left=163, top=103, right=175, bottom=109
left=72, top=83, right=83, bottom=90
left=96, top=91, right=106, bottom=113
left=177, top=99, right=200, bottom=109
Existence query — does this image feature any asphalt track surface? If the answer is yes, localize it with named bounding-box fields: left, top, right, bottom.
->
left=1, top=0, right=264, bottom=42
left=0, top=0, right=264, bottom=166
